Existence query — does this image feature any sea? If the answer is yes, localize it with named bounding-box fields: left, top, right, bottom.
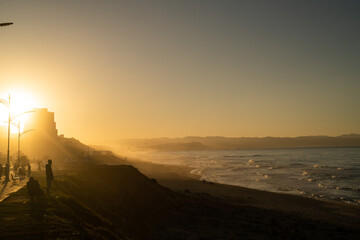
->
left=130, top=147, right=360, bottom=204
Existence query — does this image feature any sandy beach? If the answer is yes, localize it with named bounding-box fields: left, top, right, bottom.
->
left=130, top=159, right=360, bottom=230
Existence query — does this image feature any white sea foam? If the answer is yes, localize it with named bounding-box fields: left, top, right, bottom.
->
left=247, top=159, right=254, bottom=165
left=130, top=147, right=360, bottom=204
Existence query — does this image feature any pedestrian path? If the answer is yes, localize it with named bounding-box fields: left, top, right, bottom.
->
left=0, top=177, right=27, bottom=202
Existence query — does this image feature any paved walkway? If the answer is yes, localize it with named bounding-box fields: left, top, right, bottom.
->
left=0, top=177, right=27, bottom=202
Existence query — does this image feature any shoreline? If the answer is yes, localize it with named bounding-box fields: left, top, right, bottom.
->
left=123, top=148, right=360, bottom=206
left=129, top=157, right=360, bottom=206
left=129, top=158, right=360, bottom=229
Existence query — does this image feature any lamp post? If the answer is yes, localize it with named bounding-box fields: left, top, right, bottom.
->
left=0, top=95, right=11, bottom=181
left=10, top=114, right=35, bottom=166
left=10, top=111, right=35, bottom=173
left=0, top=95, right=33, bottom=181
left=18, top=129, right=34, bottom=166
left=0, top=22, right=13, bottom=180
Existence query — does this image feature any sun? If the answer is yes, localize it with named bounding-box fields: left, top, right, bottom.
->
left=0, top=90, right=40, bottom=133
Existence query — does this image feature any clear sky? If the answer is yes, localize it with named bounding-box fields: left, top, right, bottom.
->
left=1, top=0, right=359, bottom=142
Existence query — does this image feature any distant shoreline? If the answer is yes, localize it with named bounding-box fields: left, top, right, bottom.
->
left=104, top=134, right=360, bottom=152
left=129, top=145, right=360, bottom=152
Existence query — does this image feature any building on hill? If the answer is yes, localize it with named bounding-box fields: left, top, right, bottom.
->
left=29, top=108, right=58, bottom=139
left=22, top=108, right=60, bottom=160
left=0, top=108, right=91, bottom=164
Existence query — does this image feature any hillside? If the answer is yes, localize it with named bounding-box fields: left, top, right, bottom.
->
left=1, top=163, right=359, bottom=239
left=103, top=134, right=360, bottom=152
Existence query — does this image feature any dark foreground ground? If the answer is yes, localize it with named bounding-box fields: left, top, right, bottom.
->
left=0, top=162, right=359, bottom=240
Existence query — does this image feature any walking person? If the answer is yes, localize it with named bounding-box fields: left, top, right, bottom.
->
left=27, top=162, right=31, bottom=178
left=5, top=163, right=9, bottom=182
left=27, top=177, right=43, bottom=202
left=13, top=163, right=19, bottom=176
left=45, top=159, right=54, bottom=195
left=37, top=160, right=41, bottom=171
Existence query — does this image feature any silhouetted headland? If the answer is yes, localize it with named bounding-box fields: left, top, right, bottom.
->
left=103, top=134, right=360, bottom=152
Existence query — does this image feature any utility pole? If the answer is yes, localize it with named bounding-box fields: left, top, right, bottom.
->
left=1, top=22, right=13, bottom=181
left=6, top=95, right=10, bottom=181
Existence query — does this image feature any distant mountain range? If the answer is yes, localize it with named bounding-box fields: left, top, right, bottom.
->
left=103, top=134, right=360, bottom=152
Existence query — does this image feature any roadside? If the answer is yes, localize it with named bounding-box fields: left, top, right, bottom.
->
left=0, top=176, right=28, bottom=202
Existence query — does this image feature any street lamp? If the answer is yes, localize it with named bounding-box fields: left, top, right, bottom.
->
left=0, top=93, right=34, bottom=181
left=0, top=22, right=13, bottom=27
left=0, top=95, right=11, bottom=181
left=10, top=111, right=35, bottom=166
left=0, top=22, right=13, bottom=180
left=17, top=129, right=34, bottom=165
left=2, top=109, right=35, bottom=179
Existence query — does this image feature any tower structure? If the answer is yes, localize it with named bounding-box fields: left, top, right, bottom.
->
left=22, top=108, right=59, bottom=159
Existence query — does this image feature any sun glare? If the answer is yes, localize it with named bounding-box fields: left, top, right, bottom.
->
left=0, top=90, right=39, bottom=134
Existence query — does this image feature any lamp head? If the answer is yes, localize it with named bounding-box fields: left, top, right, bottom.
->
left=0, top=22, right=13, bottom=27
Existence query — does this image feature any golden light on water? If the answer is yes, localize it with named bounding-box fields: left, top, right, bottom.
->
left=0, top=90, right=39, bottom=134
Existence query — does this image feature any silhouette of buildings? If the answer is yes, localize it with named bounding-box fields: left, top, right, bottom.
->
left=0, top=108, right=108, bottom=165
left=22, top=108, right=59, bottom=159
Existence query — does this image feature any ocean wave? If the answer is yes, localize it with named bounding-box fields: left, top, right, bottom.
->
left=229, top=166, right=242, bottom=171
left=277, top=187, right=292, bottom=191
left=138, top=148, right=360, bottom=205
left=295, top=189, right=306, bottom=195
left=246, top=159, right=255, bottom=166
left=223, top=154, right=271, bottom=158
left=338, top=187, right=360, bottom=192
left=290, top=163, right=307, bottom=167
left=190, top=168, right=203, bottom=175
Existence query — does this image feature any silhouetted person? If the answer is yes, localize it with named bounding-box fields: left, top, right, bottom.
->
left=13, top=163, right=19, bottom=176
left=45, top=159, right=54, bottom=195
left=18, top=167, right=26, bottom=179
left=37, top=160, right=41, bottom=171
left=5, top=163, right=9, bottom=181
left=27, top=177, right=43, bottom=202
left=27, top=163, right=31, bottom=177
left=21, top=162, right=26, bottom=170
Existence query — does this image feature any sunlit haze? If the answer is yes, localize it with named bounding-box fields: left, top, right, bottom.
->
left=0, top=89, right=40, bottom=133
left=1, top=0, right=359, bottom=142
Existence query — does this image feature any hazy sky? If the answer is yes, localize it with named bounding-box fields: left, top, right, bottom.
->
left=1, top=0, right=359, bottom=142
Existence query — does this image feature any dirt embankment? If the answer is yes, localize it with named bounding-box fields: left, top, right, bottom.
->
left=0, top=163, right=359, bottom=239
